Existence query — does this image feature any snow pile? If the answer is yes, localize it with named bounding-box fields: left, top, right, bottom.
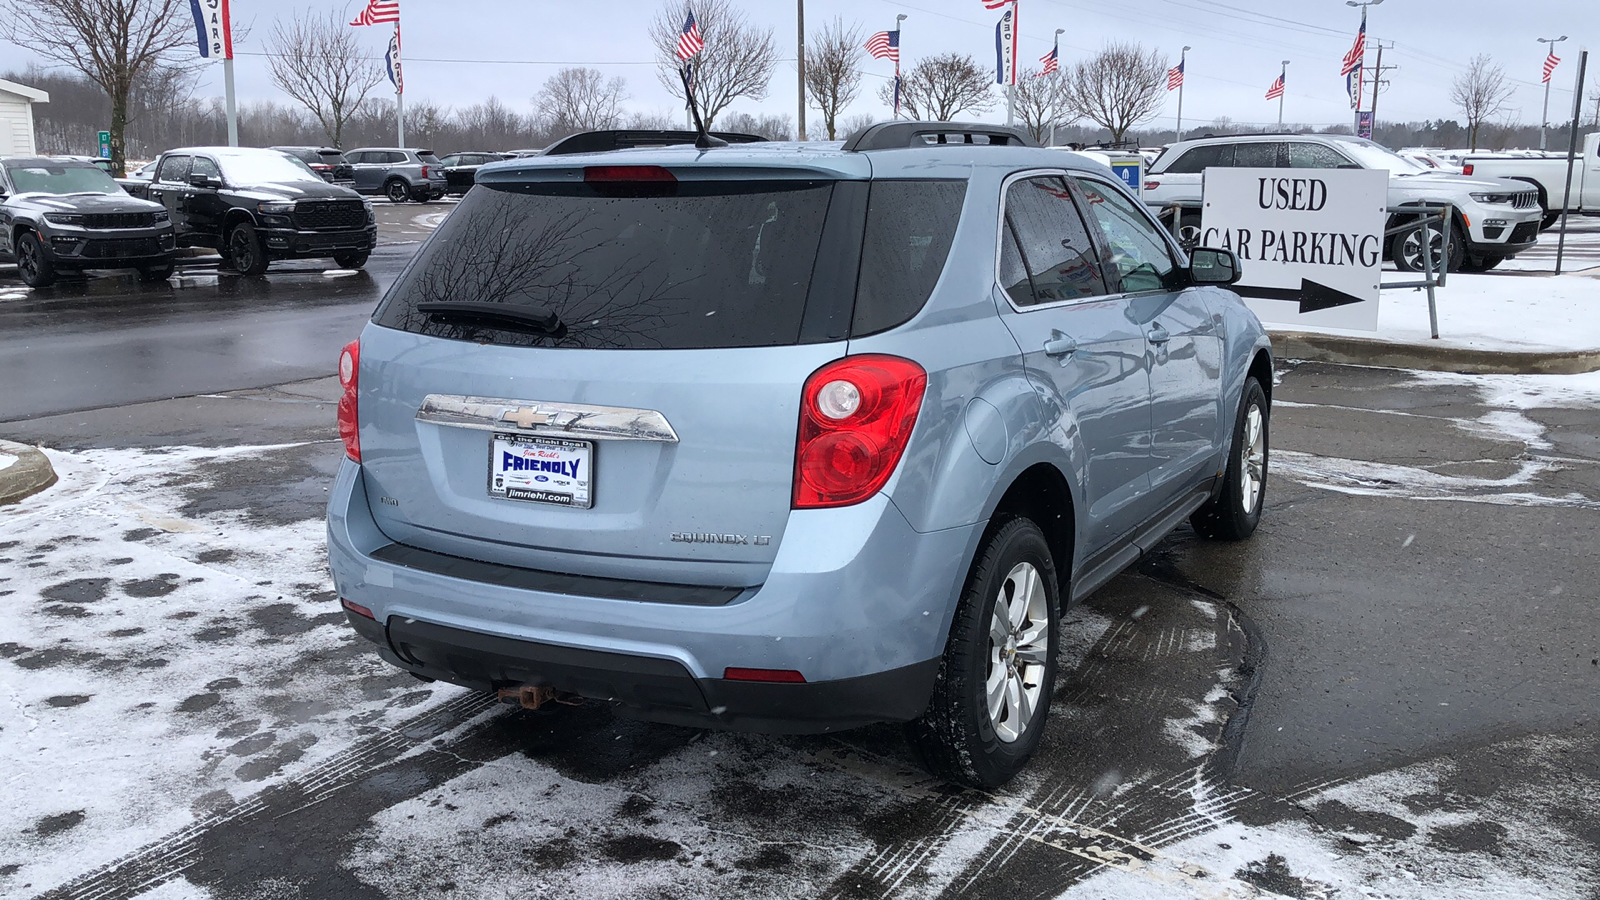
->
left=1275, top=271, right=1600, bottom=354
left=0, top=452, right=16, bottom=472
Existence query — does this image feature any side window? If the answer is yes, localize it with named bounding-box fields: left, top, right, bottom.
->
left=1162, top=143, right=1233, bottom=174
left=189, top=156, right=220, bottom=180
left=156, top=155, right=191, bottom=184
left=1289, top=143, right=1354, bottom=168
left=387, top=151, right=409, bottom=165
left=345, top=152, right=367, bottom=164
left=853, top=180, right=967, bottom=334
left=1000, top=175, right=1109, bottom=307
left=1074, top=178, right=1181, bottom=294
left=1233, top=142, right=1283, bottom=167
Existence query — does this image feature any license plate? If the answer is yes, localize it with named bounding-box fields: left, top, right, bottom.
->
left=488, top=433, right=593, bottom=508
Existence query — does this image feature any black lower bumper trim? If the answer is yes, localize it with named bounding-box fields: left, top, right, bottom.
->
left=369, top=616, right=938, bottom=734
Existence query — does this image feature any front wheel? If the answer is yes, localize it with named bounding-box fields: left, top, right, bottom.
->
left=333, top=251, right=369, bottom=269
left=1392, top=219, right=1465, bottom=273
left=228, top=223, right=269, bottom=276
left=15, top=231, right=56, bottom=287
left=137, top=262, right=176, bottom=282
left=1541, top=210, right=1561, bottom=230
left=906, top=517, right=1060, bottom=789
left=1191, top=377, right=1268, bottom=541
left=1176, top=212, right=1202, bottom=250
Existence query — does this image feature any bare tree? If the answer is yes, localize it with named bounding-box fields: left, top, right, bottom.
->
left=648, top=0, right=778, bottom=128
left=1061, top=42, right=1168, bottom=143
left=535, top=67, right=629, bottom=134
left=804, top=18, right=864, bottom=140
left=0, top=0, right=198, bottom=175
left=626, top=109, right=680, bottom=130
left=1450, top=55, right=1514, bottom=151
left=1011, top=68, right=1074, bottom=143
left=877, top=52, right=996, bottom=121
left=266, top=11, right=384, bottom=149
left=718, top=111, right=794, bottom=141
left=839, top=112, right=876, bottom=140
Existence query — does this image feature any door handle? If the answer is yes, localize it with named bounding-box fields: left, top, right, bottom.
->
left=1146, top=325, right=1171, bottom=345
left=1043, top=335, right=1077, bottom=358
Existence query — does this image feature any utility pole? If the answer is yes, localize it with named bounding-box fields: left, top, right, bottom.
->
left=796, top=0, right=807, bottom=141
left=1368, top=41, right=1383, bottom=134
left=1175, top=45, right=1190, bottom=141
left=1538, top=35, right=1569, bottom=150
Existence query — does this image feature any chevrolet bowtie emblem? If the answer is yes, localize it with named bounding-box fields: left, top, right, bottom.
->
left=498, top=407, right=551, bottom=429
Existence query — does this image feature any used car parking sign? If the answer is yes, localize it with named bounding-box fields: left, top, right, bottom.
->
left=1199, top=167, right=1388, bottom=331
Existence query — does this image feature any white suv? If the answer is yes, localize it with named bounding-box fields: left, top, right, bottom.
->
left=1144, top=134, right=1544, bottom=272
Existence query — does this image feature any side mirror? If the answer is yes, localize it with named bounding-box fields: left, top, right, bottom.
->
left=189, top=173, right=221, bottom=189
left=1189, top=247, right=1242, bottom=286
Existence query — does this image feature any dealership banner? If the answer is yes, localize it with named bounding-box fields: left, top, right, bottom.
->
left=1199, top=167, right=1388, bottom=331
left=189, top=0, right=233, bottom=60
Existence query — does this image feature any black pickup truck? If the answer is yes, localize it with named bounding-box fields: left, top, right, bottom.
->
left=0, top=156, right=176, bottom=287
left=144, top=146, right=377, bottom=275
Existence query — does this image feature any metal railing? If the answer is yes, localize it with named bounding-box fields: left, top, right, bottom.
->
left=1156, top=200, right=1454, bottom=339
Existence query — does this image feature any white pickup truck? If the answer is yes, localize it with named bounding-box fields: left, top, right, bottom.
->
left=1463, top=132, right=1600, bottom=229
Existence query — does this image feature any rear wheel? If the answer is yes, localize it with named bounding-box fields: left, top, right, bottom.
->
left=1191, top=377, right=1268, bottom=541
left=227, top=223, right=269, bottom=276
left=385, top=179, right=410, bottom=203
left=15, top=231, right=56, bottom=287
left=333, top=251, right=369, bottom=269
left=906, top=517, right=1060, bottom=789
left=411, top=187, right=433, bottom=203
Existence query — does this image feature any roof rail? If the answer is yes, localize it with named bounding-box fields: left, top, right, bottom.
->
left=542, top=129, right=767, bottom=156
left=842, top=121, right=1036, bottom=152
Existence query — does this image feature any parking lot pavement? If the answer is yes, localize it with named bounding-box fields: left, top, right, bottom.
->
left=2, top=361, right=1597, bottom=899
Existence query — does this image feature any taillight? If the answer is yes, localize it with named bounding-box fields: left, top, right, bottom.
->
left=584, top=165, right=677, bottom=182
left=420, top=165, right=430, bottom=178
left=1462, top=163, right=1474, bottom=176
left=1144, top=180, right=1160, bottom=190
left=793, top=355, right=926, bottom=509
left=337, top=339, right=360, bottom=462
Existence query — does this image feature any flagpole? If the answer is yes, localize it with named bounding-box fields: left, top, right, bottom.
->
left=1006, top=0, right=1017, bottom=127
left=395, top=22, right=405, bottom=146
left=223, top=58, right=237, bottom=147
left=895, top=14, right=906, bottom=120
left=1049, top=28, right=1063, bottom=146
left=796, top=0, right=807, bottom=141
left=1278, top=60, right=1288, bottom=126
left=1538, top=36, right=1569, bottom=150
left=1175, top=46, right=1188, bottom=141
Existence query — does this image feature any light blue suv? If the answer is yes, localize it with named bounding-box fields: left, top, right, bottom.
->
left=327, top=122, right=1273, bottom=788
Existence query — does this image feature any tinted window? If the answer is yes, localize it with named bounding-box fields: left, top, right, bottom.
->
left=438, top=154, right=462, bottom=166
left=852, top=180, right=966, bottom=335
left=1163, top=144, right=1233, bottom=174
left=279, top=148, right=316, bottom=163
left=1289, top=143, right=1354, bottom=168
left=1074, top=178, right=1182, bottom=293
left=418, top=153, right=443, bottom=165
left=1001, top=175, right=1108, bottom=307
left=374, top=180, right=834, bottom=350
left=156, top=155, right=191, bottom=184
left=1233, top=142, right=1282, bottom=167
left=190, top=156, right=220, bottom=179
left=345, top=152, right=368, bottom=164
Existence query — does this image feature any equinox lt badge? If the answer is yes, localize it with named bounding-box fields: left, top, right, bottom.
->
left=671, top=533, right=772, bottom=546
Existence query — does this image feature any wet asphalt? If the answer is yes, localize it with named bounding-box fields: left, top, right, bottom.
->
left=2, top=209, right=1598, bottom=897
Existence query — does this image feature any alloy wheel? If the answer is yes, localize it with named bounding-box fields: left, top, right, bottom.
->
left=985, top=562, right=1050, bottom=744
left=387, top=181, right=408, bottom=203
left=18, top=239, right=39, bottom=281
left=1240, top=402, right=1266, bottom=514
left=230, top=230, right=255, bottom=272
left=1401, top=225, right=1443, bottom=271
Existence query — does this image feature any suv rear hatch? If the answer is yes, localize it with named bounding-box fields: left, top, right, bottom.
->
left=359, top=159, right=874, bottom=587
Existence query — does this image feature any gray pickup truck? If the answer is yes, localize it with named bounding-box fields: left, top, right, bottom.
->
left=1463, top=132, right=1600, bottom=228
left=344, top=147, right=448, bottom=203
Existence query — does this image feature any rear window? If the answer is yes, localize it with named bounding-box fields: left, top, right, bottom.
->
left=373, top=180, right=836, bottom=350
left=851, top=181, right=966, bottom=335
left=419, top=154, right=443, bottom=166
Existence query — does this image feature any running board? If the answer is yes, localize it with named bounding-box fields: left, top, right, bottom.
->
left=1070, top=484, right=1213, bottom=604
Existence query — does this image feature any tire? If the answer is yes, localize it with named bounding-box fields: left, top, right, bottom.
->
left=138, top=262, right=176, bottom=282
left=411, top=188, right=433, bottom=204
left=905, top=517, right=1060, bottom=789
left=1541, top=210, right=1561, bottom=230
left=1176, top=213, right=1202, bottom=250
left=227, top=222, right=269, bottom=276
left=1459, top=255, right=1504, bottom=273
left=1391, top=218, right=1465, bottom=273
left=333, top=251, right=369, bottom=269
left=385, top=179, right=410, bottom=203
left=1191, top=377, right=1268, bottom=541
left=14, top=231, right=56, bottom=287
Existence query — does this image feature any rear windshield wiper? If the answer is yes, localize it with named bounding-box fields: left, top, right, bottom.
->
left=415, top=300, right=566, bottom=337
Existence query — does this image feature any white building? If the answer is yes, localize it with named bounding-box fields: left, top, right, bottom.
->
left=0, top=78, right=50, bottom=156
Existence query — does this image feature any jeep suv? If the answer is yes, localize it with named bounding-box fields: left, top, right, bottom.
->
left=271, top=146, right=355, bottom=185
left=0, top=156, right=176, bottom=287
left=326, top=122, right=1274, bottom=788
left=345, top=147, right=447, bottom=203
left=1144, top=133, right=1544, bottom=272
left=145, top=146, right=377, bottom=275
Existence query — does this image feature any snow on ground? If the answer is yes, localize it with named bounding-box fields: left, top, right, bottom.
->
left=0, top=453, right=16, bottom=472
left=1276, top=271, right=1600, bottom=354
left=0, top=443, right=459, bottom=893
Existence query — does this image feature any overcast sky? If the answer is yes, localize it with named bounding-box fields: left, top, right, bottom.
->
left=2, top=0, right=1595, bottom=138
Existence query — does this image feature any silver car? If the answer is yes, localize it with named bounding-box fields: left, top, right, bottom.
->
left=344, top=147, right=447, bottom=203
left=327, top=122, right=1274, bottom=788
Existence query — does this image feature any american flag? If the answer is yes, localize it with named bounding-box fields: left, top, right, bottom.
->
left=1265, top=72, right=1285, bottom=100
left=1340, top=10, right=1365, bottom=77
left=1166, top=59, right=1184, bottom=90
left=349, top=0, right=399, bottom=27
left=676, top=9, right=704, bottom=60
left=1039, top=42, right=1058, bottom=75
left=865, top=29, right=899, bottom=63
left=980, top=0, right=1012, bottom=9
left=1543, top=50, right=1561, bottom=83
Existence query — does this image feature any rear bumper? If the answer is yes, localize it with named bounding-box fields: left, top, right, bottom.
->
left=326, top=459, right=980, bottom=733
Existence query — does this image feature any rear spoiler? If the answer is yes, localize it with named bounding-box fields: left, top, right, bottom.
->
left=542, top=130, right=768, bottom=156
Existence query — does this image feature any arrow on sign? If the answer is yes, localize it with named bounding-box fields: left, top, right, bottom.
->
left=1237, top=279, right=1369, bottom=314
